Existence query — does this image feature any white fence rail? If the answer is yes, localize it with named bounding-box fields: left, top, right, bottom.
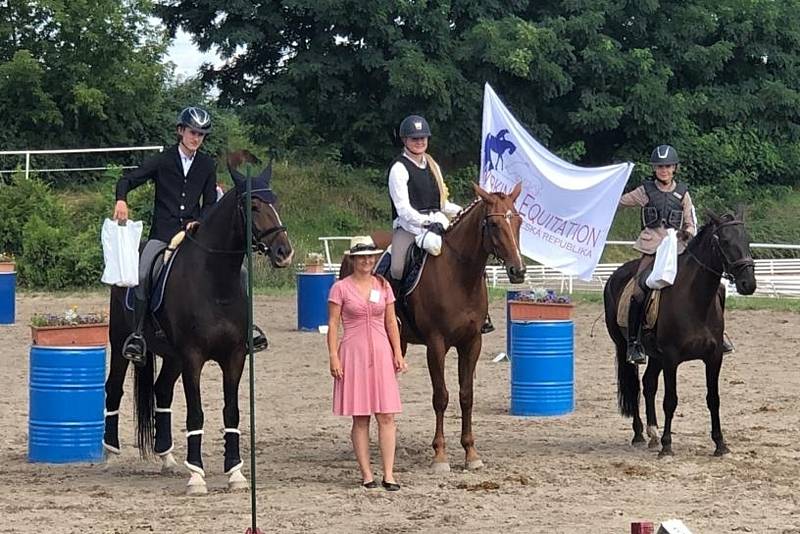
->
left=319, top=236, right=800, bottom=298
left=0, top=146, right=164, bottom=179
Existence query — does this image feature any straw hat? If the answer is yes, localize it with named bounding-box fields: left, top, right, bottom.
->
left=346, top=236, right=383, bottom=256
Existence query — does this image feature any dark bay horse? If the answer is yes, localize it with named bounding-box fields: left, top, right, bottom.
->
left=104, top=159, right=293, bottom=495
left=604, top=209, right=756, bottom=457
left=343, top=183, right=526, bottom=471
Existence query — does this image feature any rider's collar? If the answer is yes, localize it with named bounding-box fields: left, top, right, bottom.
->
left=402, top=149, right=427, bottom=169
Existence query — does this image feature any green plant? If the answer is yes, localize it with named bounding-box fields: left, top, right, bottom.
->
left=0, top=252, right=13, bottom=262
left=31, top=305, right=107, bottom=327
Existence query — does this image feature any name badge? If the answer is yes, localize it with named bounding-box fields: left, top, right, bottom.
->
left=369, top=289, right=381, bottom=303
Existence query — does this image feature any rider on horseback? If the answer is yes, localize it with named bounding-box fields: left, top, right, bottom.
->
left=113, top=107, right=266, bottom=365
left=388, top=114, right=494, bottom=333
left=618, top=145, right=697, bottom=364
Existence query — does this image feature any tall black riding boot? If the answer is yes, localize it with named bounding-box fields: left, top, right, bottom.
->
left=626, top=295, right=647, bottom=365
left=122, top=296, right=148, bottom=367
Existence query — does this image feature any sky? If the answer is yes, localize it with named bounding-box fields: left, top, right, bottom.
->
left=164, top=28, right=222, bottom=79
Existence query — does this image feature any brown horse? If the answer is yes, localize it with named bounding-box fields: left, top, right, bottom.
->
left=604, top=209, right=756, bottom=457
left=343, top=183, right=526, bottom=471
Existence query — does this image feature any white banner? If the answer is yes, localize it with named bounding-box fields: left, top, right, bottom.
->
left=480, top=83, right=633, bottom=281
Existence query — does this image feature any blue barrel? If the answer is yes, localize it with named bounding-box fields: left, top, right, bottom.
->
left=297, top=272, right=336, bottom=331
left=29, top=346, right=106, bottom=463
left=505, top=290, right=523, bottom=356
left=0, top=271, right=15, bottom=324
left=510, top=320, right=574, bottom=416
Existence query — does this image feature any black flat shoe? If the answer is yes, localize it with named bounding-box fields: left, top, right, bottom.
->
left=362, top=480, right=378, bottom=489
left=382, top=479, right=400, bottom=491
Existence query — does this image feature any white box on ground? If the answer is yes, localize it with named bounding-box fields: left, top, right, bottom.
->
left=658, top=519, right=693, bottom=534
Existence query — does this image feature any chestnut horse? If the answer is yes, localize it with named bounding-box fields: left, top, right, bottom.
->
left=343, top=183, right=526, bottom=471
left=604, top=209, right=756, bottom=457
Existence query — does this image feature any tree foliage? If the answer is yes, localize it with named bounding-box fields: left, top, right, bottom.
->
left=159, top=0, right=800, bottom=193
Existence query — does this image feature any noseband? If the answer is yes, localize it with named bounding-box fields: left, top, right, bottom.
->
left=687, top=219, right=754, bottom=281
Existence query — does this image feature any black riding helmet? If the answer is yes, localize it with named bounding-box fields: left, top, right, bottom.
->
left=398, top=115, right=431, bottom=139
left=650, top=144, right=679, bottom=165
left=177, top=106, right=212, bottom=134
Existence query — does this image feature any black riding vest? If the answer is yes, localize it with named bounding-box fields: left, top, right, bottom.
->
left=389, top=156, right=441, bottom=221
left=641, top=180, right=688, bottom=230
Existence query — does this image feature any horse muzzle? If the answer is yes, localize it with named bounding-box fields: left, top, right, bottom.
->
left=507, top=264, right=526, bottom=284
left=733, top=265, right=756, bottom=296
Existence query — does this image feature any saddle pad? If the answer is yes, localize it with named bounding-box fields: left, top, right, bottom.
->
left=616, top=277, right=661, bottom=331
left=373, top=246, right=428, bottom=297
left=125, top=246, right=181, bottom=313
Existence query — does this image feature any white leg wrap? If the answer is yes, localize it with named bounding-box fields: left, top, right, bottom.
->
left=154, top=407, right=172, bottom=413
left=186, top=429, right=204, bottom=437
left=224, top=461, right=244, bottom=476
left=184, top=461, right=205, bottom=478
left=104, top=410, right=120, bottom=417
left=160, top=452, right=179, bottom=473
left=103, top=441, right=121, bottom=455
left=647, top=425, right=660, bottom=440
left=223, top=428, right=241, bottom=435
left=156, top=444, right=175, bottom=456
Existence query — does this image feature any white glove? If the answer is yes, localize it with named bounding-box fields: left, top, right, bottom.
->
left=415, top=230, right=443, bottom=256
left=442, top=203, right=462, bottom=218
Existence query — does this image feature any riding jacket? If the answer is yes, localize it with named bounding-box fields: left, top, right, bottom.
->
left=116, top=144, right=217, bottom=242
left=618, top=180, right=696, bottom=255
left=388, top=150, right=461, bottom=235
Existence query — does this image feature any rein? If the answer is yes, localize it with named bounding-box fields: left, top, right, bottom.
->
left=686, top=220, right=754, bottom=281
left=482, top=211, right=522, bottom=264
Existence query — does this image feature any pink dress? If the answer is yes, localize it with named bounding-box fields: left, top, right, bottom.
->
left=329, top=276, right=402, bottom=416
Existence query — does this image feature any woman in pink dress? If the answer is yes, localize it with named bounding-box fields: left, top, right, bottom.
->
left=327, top=236, right=407, bottom=491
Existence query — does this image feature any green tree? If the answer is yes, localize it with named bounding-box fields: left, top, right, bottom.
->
left=159, top=0, right=800, bottom=197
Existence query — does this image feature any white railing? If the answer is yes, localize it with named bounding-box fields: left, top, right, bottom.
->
left=0, top=146, right=164, bottom=179
left=318, top=236, right=800, bottom=298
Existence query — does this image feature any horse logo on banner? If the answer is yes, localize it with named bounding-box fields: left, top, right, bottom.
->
left=483, top=129, right=516, bottom=171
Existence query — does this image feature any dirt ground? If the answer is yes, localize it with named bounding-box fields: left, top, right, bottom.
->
left=0, top=291, right=798, bottom=534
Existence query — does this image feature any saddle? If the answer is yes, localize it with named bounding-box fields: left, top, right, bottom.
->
left=616, top=277, right=662, bottom=331
left=374, top=244, right=428, bottom=298
left=124, top=232, right=184, bottom=314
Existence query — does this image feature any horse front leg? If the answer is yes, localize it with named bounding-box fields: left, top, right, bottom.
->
left=153, top=356, right=182, bottom=474
left=642, top=360, right=661, bottom=449
left=103, top=343, right=130, bottom=456
left=659, top=365, right=678, bottom=457
left=457, top=335, right=483, bottom=470
left=222, top=350, right=248, bottom=491
left=426, top=340, right=450, bottom=473
left=181, top=354, right=207, bottom=495
left=705, top=354, right=730, bottom=456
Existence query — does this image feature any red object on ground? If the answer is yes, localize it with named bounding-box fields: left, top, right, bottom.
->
left=631, top=522, right=654, bottom=534
left=245, top=529, right=264, bottom=534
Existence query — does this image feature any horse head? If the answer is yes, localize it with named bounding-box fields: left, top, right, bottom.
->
left=705, top=207, right=756, bottom=295
left=472, top=182, right=526, bottom=283
left=228, top=159, right=294, bottom=268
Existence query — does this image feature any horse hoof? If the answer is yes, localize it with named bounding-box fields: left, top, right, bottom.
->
left=160, top=453, right=180, bottom=475
left=658, top=449, right=674, bottom=459
left=228, top=470, right=249, bottom=491
left=631, top=436, right=646, bottom=447
left=186, top=472, right=207, bottom=496
left=648, top=438, right=660, bottom=449
left=714, top=445, right=731, bottom=457
left=465, top=459, right=484, bottom=471
left=430, top=461, right=451, bottom=474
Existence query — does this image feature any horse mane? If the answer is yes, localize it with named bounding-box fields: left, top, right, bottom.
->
left=687, top=212, right=735, bottom=254
left=446, top=197, right=483, bottom=232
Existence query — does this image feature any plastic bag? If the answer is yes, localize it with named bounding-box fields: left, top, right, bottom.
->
left=101, top=218, right=143, bottom=287
left=646, top=228, right=678, bottom=289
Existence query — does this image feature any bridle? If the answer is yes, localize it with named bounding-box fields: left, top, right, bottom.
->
left=481, top=209, right=523, bottom=265
left=686, top=219, right=754, bottom=282
left=184, top=188, right=287, bottom=256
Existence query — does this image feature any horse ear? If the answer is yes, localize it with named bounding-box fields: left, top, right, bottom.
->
left=258, top=158, right=273, bottom=185
left=510, top=181, right=522, bottom=202
left=704, top=208, right=721, bottom=225
left=472, top=182, right=493, bottom=202
left=228, top=163, right=246, bottom=191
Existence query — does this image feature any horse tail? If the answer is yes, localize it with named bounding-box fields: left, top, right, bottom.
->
left=616, top=349, right=640, bottom=418
left=133, top=353, right=155, bottom=457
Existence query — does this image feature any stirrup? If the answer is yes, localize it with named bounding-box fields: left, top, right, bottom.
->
left=252, top=325, right=268, bottom=353
left=122, top=333, right=147, bottom=367
left=626, top=343, right=647, bottom=365
left=721, top=333, right=735, bottom=354
left=480, top=318, right=495, bottom=334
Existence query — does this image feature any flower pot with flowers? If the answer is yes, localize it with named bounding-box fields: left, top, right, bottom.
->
left=30, top=306, right=109, bottom=347
left=0, top=252, right=14, bottom=273
left=509, top=288, right=574, bottom=320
